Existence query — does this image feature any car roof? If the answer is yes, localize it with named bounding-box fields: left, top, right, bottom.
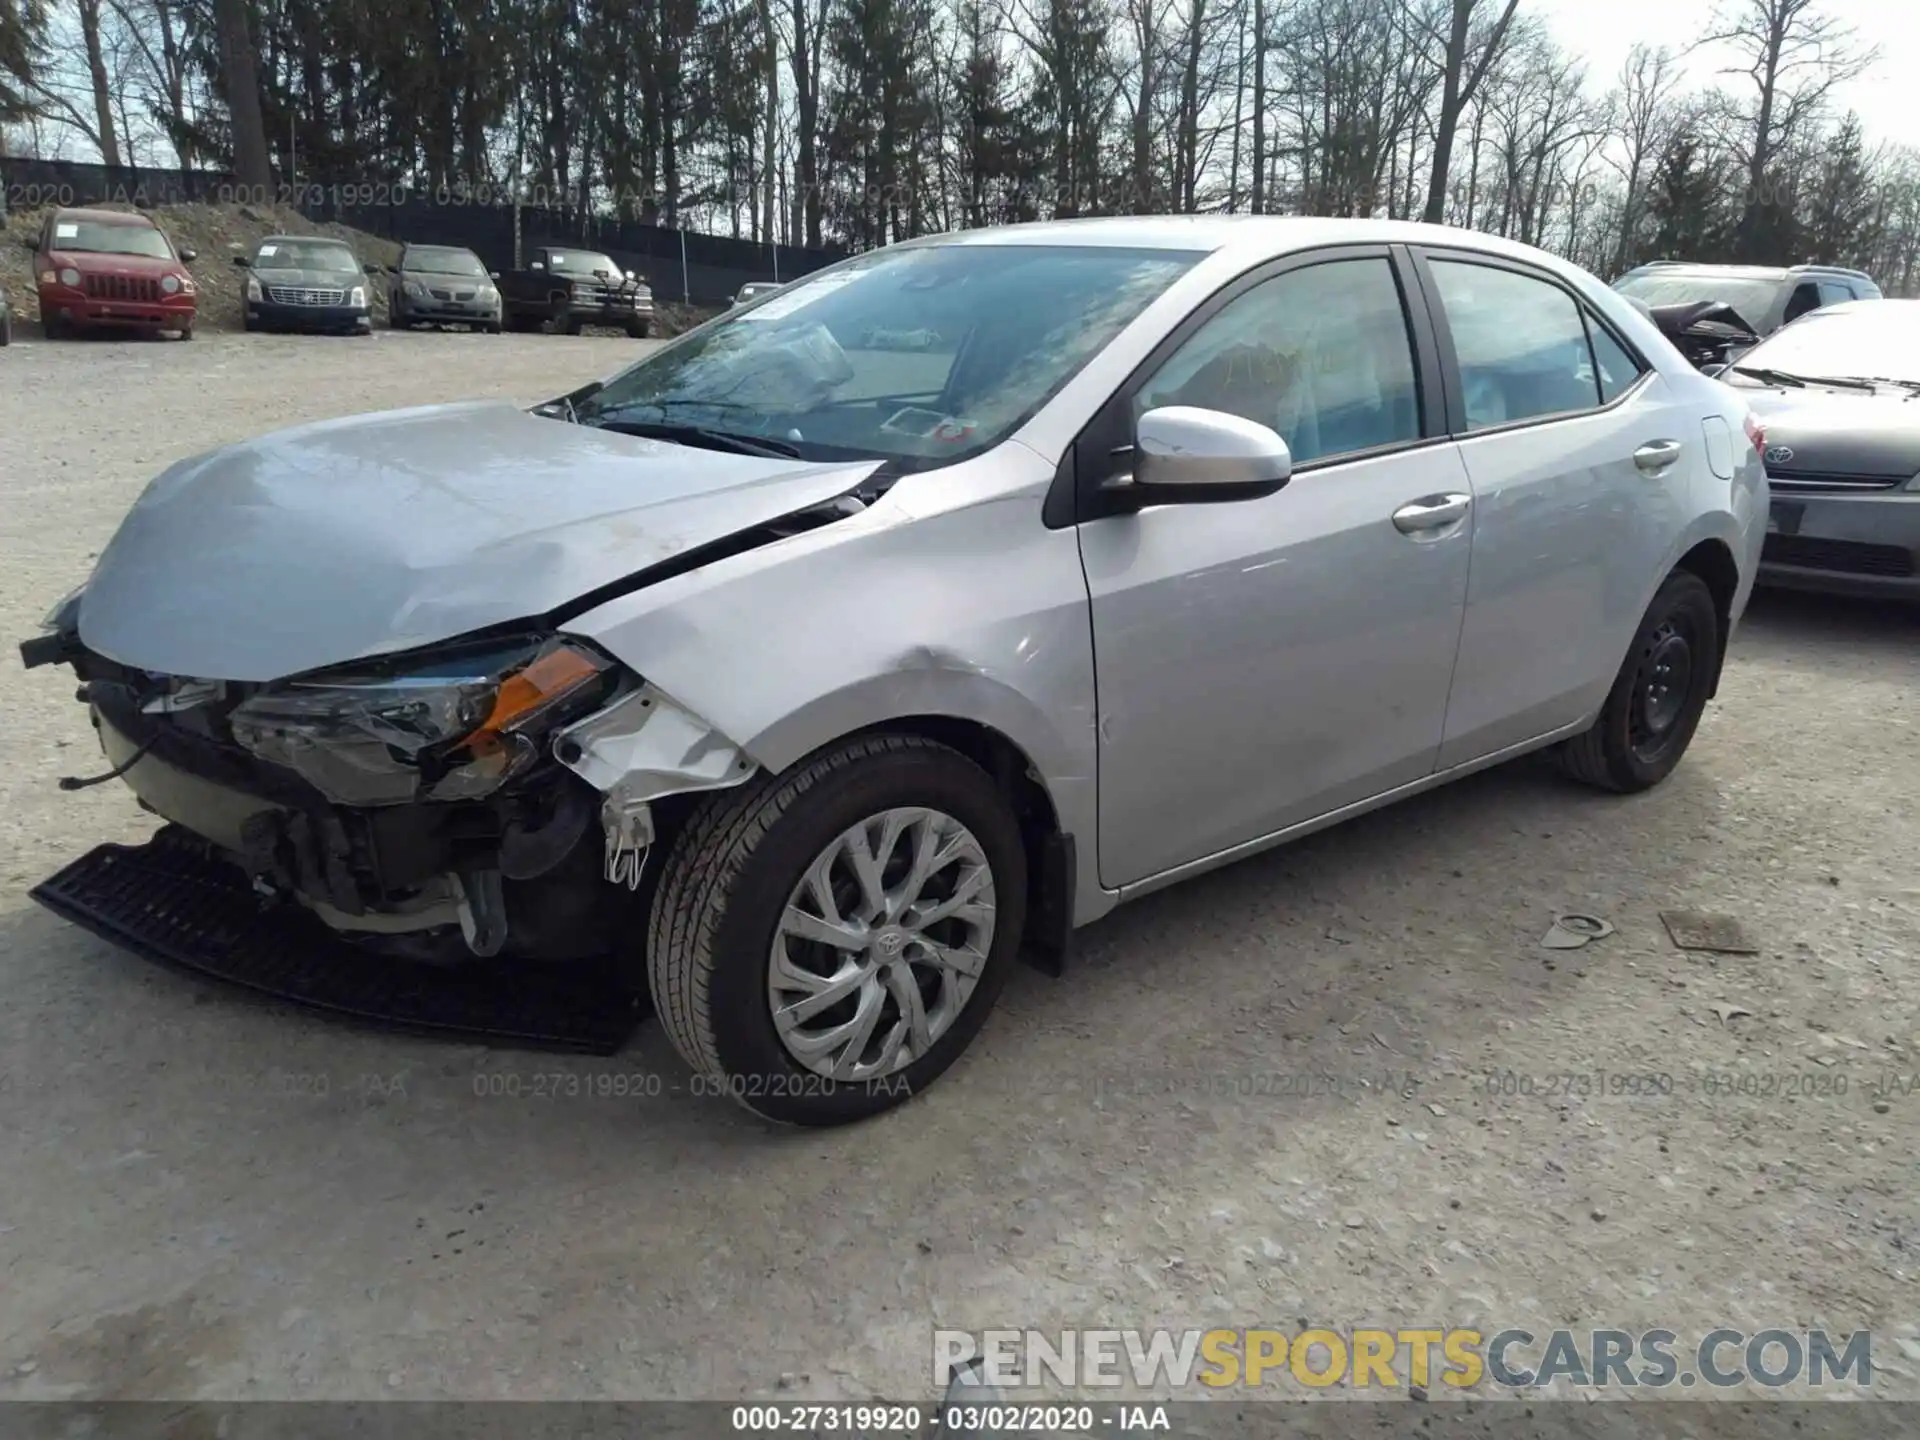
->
left=1628, top=260, right=1873, bottom=281
left=52, top=207, right=161, bottom=228
left=898, top=215, right=1605, bottom=272
left=259, top=234, right=353, bottom=246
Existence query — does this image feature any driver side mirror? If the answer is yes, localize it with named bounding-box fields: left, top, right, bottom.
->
left=231, top=254, right=250, bottom=268
left=178, top=246, right=198, bottom=264
left=1122, top=406, right=1293, bottom=504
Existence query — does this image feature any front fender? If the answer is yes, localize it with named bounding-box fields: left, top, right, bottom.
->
left=562, top=453, right=1109, bottom=920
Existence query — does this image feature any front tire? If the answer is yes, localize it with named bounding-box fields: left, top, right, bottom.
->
left=1559, top=570, right=1719, bottom=793
left=648, top=734, right=1027, bottom=1126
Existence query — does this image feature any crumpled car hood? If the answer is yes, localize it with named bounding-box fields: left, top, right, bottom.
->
left=79, top=400, right=880, bottom=682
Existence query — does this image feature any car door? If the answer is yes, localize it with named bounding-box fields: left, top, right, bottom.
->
left=1075, top=247, right=1475, bottom=889
left=1413, top=250, right=1687, bottom=768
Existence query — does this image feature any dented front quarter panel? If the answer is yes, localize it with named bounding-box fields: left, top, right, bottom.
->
left=559, top=441, right=1113, bottom=923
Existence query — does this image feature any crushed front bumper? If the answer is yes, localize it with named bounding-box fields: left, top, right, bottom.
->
left=83, top=678, right=623, bottom=962
left=31, top=828, right=640, bottom=1052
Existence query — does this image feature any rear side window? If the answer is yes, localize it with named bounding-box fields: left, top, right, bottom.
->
left=1429, top=259, right=1601, bottom=430
left=1816, top=280, right=1853, bottom=307
left=1586, top=318, right=1645, bottom=404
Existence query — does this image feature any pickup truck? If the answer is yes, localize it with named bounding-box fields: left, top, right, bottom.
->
left=498, top=246, right=653, bottom=337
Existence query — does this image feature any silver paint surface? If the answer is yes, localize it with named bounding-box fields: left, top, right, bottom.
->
left=77, top=400, right=879, bottom=680
left=71, top=216, right=1766, bottom=931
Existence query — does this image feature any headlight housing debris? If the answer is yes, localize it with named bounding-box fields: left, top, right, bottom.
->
left=228, top=635, right=616, bottom=807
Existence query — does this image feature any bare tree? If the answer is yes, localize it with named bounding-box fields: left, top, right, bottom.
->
left=1604, top=44, right=1684, bottom=270
left=1418, top=0, right=1520, bottom=223
left=1699, top=0, right=1877, bottom=257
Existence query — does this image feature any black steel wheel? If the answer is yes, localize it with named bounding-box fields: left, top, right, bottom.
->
left=1559, top=570, right=1720, bottom=793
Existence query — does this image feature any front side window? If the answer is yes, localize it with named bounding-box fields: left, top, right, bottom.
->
left=1132, top=257, right=1421, bottom=465
left=575, top=244, right=1199, bottom=468
left=1431, top=259, right=1603, bottom=430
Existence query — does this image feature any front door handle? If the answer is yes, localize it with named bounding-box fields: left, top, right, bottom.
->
left=1391, top=493, right=1472, bottom=535
left=1634, top=439, right=1684, bottom=474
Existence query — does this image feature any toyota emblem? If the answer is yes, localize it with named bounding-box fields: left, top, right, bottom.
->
left=1764, top=445, right=1794, bottom=466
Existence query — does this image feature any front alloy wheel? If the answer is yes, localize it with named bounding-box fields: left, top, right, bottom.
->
left=769, top=807, right=995, bottom=1082
left=648, top=734, right=1027, bottom=1125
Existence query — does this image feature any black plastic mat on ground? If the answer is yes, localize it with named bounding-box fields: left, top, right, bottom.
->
left=29, top=828, right=642, bottom=1055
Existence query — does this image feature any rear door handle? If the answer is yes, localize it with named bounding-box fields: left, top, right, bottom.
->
left=1634, top=439, right=1684, bottom=474
left=1391, top=493, right=1472, bottom=536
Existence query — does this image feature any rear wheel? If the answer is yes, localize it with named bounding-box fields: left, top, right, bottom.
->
left=1559, top=570, right=1720, bottom=793
left=648, top=734, right=1027, bottom=1126
left=0, top=308, right=11, bottom=346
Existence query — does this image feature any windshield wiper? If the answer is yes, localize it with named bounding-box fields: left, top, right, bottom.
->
left=1728, top=366, right=1876, bottom=391
left=593, top=419, right=803, bottom=459
left=1823, top=375, right=1920, bottom=397
left=1728, top=366, right=1806, bottom=388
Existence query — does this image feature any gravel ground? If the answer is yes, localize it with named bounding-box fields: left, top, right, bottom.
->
left=1, top=333, right=1917, bottom=1405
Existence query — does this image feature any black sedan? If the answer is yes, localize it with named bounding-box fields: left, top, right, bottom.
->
left=236, top=236, right=377, bottom=335
left=1723, top=299, right=1920, bottom=598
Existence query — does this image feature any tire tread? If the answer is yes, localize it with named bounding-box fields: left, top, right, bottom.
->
left=646, top=733, right=953, bottom=1104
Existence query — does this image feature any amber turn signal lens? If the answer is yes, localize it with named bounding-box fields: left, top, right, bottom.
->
left=475, top=645, right=605, bottom=735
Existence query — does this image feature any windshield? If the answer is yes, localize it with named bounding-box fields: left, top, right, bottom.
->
left=548, top=251, right=624, bottom=277
left=1727, top=305, right=1920, bottom=386
left=50, top=219, right=173, bottom=260
left=575, top=243, right=1199, bottom=468
left=257, top=239, right=359, bottom=271
left=406, top=247, right=486, bottom=277
left=1614, top=272, right=1781, bottom=329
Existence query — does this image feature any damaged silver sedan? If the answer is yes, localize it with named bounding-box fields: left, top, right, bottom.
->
left=24, top=218, right=1765, bottom=1124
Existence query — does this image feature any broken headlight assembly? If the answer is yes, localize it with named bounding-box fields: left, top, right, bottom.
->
left=227, top=635, right=620, bottom=807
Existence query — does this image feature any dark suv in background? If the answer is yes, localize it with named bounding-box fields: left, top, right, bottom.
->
left=1614, top=261, right=1882, bottom=340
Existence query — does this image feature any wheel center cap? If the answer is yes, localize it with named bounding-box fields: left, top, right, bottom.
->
left=871, top=927, right=909, bottom=960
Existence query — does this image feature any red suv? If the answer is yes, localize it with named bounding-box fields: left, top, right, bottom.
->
left=31, top=208, right=199, bottom=340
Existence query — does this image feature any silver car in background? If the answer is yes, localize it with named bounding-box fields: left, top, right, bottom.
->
left=24, top=217, right=1766, bottom=1126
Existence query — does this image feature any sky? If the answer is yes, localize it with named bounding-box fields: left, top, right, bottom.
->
left=1530, top=0, right=1919, bottom=149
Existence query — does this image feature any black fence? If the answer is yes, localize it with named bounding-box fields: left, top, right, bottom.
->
left=0, top=157, right=842, bottom=308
